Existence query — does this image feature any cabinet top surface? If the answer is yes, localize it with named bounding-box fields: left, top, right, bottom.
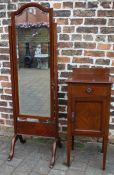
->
left=66, top=68, right=113, bottom=84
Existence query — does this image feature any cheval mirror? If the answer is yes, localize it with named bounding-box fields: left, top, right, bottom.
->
left=8, top=3, right=61, bottom=168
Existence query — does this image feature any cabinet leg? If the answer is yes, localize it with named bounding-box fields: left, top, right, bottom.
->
left=8, top=134, right=18, bottom=161
left=49, top=138, right=57, bottom=168
left=72, top=136, right=74, bottom=150
left=102, top=137, right=108, bottom=170
left=66, top=136, right=72, bottom=167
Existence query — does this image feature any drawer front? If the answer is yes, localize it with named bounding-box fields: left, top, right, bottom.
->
left=70, top=84, right=109, bottom=97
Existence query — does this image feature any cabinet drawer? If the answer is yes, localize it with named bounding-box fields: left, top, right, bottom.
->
left=70, top=84, right=109, bottom=97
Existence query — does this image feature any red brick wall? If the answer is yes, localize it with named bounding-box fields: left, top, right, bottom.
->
left=0, top=0, right=114, bottom=135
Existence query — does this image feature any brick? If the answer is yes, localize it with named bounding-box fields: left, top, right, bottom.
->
left=7, top=3, right=16, bottom=10
left=0, top=12, right=6, bottom=18
left=58, top=64, right=65, bottom=70
left=0, top=48, right=9, bottom=54
left=71, top=34, right=82, bottom=41
left=59, top=34, right=70, bottom=41
left=40, top=2, right=50, bottom=8
left=98, top=10, right=114, bottom=17
left=83, top=35, right=93, bottom=41
left=1, top=113, right=9, bottom=119
left=73, top=10, right=95, bottom=17
left=6, top=119, right=13, bottom=126
left=74, top=42, right=96, bottom=49
left=0, top=55, right=9, bottom=60
left=0, top=101, right=7, bottom=107
left=101, top=27, right=114, bottom=34
left=3, top=62, right=10, bottom=68
left=63, top=2, right=73, bottom=9
left=58, top=56, right=70, bottom=63
left=10, top=115, right=13, bottom=119
left=96, top=35, right=106, bottom=42
left=57, top=26, right=61, bottom=33
left=59, top=42, right=73, bottom=48
left=0, top=27, right=3, bottom=33
left=75, top=2, right=86, bottom=8
left=107, top=52, right=114, bottom=58
left=59, top=113, right=67, bottom=118
left=63, top=26, right=75, bottom=33
left=59, top=106, right=66, bottom=112
left=54, top=10, right=71, bottom=17
left=95, top=59, right=110, bottom=65
left=53, top=3, right=61, bottom=9
left=112, top=2, right=114, bottom=9
left=88, top=2, right=98, bottom=8
left=0, top=5, right=6, bottom=10
left=108, top=35, right=114, bottom=42
left=60, top=71, right=71, bottom=78
left=59, top=99, right=67, bottom=105
left=72, top=57, right=93, bottom=64
left=97, top=43, right=111, bottom=50
left=58, top=93, right=65, bottom=98
left=101, top=2, right=111, bottom=8
left=1, top=0, right=13, bottom=2
left=61, top=85, right=68, bottom=92
left=2, top=19, right=9, bottom=25
left=70, top=19, right=83, bottom=25
left=0, top=89, right=3, bottom=93
left=1, top=34, right=9, bottom=40
left=61, top=50, right=82, bottom=56
left=0, top=41, right=8, bottom=47
left=0, top=75, right=8, bottom=81
left=80, top=65, right=91, bottom=68
left=108, top=19, right=114, bottom=26
left=58, top=79, right=66, bottom=84
left=67, top=64, right=77, bottom=70
left=77, top=27, right=98, bottom=33
left=85, top=18, right=106, bottom=25
left=110, top=67, right=114, bottom=73
left=56, top=18, right=68, bottom=25
left=0, top=107, right=12, bottom=113
left=9, top=102, right=13, bottom=107
left=1, top=82, right=11, bottom=88
left=84, top=50, right=105, bottom=57
left=4, top=89, right=12, bottom=94
left=4, top=26, right=8, bottom=33
left=112, top=60, right=114, bottom=66
left=1, top=95, right=12, bottom=100
left=0, top=119, right=5, bottom=125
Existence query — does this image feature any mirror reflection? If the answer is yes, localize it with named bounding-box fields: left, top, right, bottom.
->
left=15, top=7, right=50, bottom=117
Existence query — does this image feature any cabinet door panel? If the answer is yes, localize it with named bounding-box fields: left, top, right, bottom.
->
left=73, top=99, right=103, bottom=132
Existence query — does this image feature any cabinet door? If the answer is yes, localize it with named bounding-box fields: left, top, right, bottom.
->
left=72, top=97, right=106, bottom=136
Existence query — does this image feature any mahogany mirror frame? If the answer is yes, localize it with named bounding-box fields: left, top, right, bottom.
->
left=8, top=3, right=61, bottom=168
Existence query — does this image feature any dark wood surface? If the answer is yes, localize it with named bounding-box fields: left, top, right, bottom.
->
left=66, top=68, right=112, bottom=170
left=8, top=3, right=60, bottom=168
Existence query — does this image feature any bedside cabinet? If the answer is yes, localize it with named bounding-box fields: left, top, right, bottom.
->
left=66, top=68, right=112, bottom=170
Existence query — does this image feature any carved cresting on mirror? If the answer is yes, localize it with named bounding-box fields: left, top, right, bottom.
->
left=8, top=3, right=61, bottom=168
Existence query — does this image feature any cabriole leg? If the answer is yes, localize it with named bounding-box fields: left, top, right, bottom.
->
left=49, top=138, right=57, bottom=168
left=8, top=134, right=26, bottom=161
left=8, top=134, right=18, bottom=161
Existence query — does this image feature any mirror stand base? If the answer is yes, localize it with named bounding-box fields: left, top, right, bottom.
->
left=8, top=134, right=26, bottom=161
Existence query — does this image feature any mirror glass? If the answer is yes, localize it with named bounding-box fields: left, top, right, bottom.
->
left=15, top=7, right=50, bottom=117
